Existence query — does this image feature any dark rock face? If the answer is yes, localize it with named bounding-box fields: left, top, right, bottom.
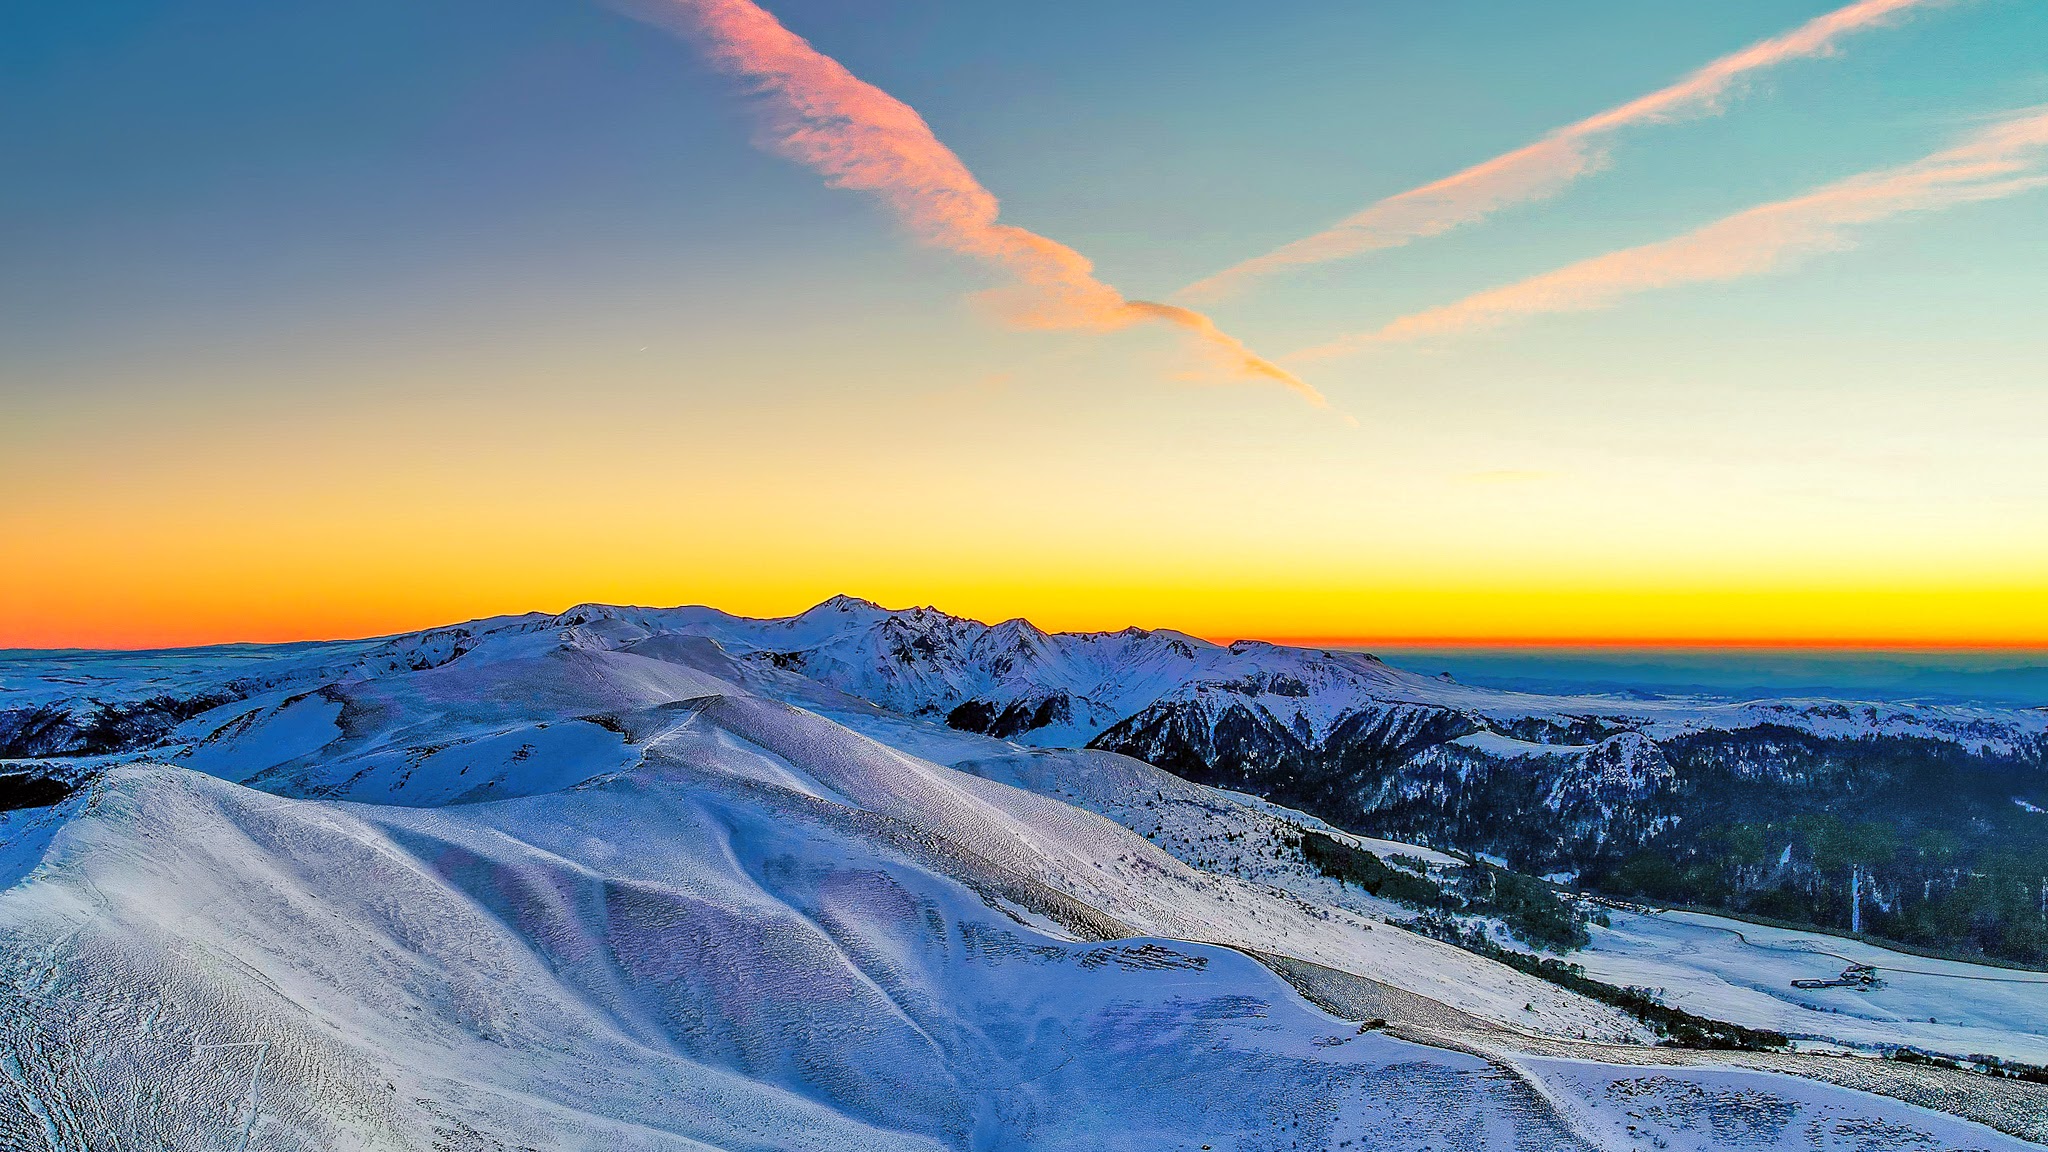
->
left=1090, top=696, right=1486, bottom=841
left=1640, top=729, right=2042, bottom=866
left=0, top=705, right=75, bottom=759
left=0, top=773, right=72, bottom=811
left=946, top=693, right=1072, bottom=739
left=1093, top=692, right=2048, bottom=964
left=1494, top=714, right=1633, bottom=745
left=1360, top=732, right=1677, bottom=871
left=0, top=694, right=231, bottom=759
left=1097, top=696, right=2044, bottom=865
left=1090, top=697, right=1679, bottom=871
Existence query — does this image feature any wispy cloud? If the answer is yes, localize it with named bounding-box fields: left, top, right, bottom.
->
left=1292, top=108, right=2048, bottom=357
left=622, top=0, right=1322, bottom=405
left=1183, top=0, right=1953, bottom=301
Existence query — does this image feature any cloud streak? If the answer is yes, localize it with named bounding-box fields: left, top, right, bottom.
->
left=1183, top=0, right=1952, bottom=301
left=1292, top=107, right=2048, bottom=357
left=624, top=0, right=1321, bottom=404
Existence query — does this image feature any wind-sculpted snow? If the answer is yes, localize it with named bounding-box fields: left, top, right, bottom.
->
left=683, top=695, right=1637, bottom=1037
left=0, top=765, right=1581, bottom=1149
left=4, top=600, right=2048, bottom=1147
left=4, top=760, right=2035, bottom=1151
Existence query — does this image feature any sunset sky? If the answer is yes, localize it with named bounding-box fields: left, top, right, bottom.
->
left=7, top=0, right=2047, bottom=649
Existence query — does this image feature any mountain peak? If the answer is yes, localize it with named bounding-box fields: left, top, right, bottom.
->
left=555, top=602, right=625, bottom=626
left=810, top=593, right=885, bottom=615
left=986, top=617, right=1049, bottom=641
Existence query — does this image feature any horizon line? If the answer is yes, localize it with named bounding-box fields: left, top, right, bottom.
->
left=1246, top=635, right=2048, bottom=653
left=9, top=605, right=2048, bottom=658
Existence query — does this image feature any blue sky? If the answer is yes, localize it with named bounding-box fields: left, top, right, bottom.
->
left=5, top=0, right=2046, bottom=646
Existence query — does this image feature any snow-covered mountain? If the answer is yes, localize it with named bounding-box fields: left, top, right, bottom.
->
left=13, top=595, right=2041, bottom=772
left=565, top=593, right=2045, bottom=753
left=3, top=598, right=2045, bottom=1148
left=554, top=597, right=2048, bottom=877
left=6, top=595, right=2046, bottom=922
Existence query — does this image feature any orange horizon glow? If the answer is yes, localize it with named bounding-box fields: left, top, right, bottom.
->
left=9, top=584, right=2048, bottom=654
left=11, top=4, right=2047, bottom=662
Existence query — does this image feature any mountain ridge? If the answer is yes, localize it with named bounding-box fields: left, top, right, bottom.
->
left=6, top=596, right=2047, bottom=964
left=4, top=596, right=2047, bottom=1147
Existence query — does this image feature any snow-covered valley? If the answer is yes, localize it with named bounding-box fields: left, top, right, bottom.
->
left=1575, top=907, right=2048, bottom=1065
left=2, top=598, right=2044, bottom=1148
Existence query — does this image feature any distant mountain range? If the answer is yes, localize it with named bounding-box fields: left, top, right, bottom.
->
left=8, top=596, right=2047, bottom=954
left=2, top=597, right=2045, bottom=1148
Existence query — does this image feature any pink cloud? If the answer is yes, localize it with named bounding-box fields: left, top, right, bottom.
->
left=1184, top=0, right=1952, bottom=301
left=1292, top=108, right=2048, bottom=357
left=624, top=0, right=1322, bottom=404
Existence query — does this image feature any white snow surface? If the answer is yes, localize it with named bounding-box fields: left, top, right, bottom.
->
left=1508, top=1055, right=2033, bottom=1152
left=10, top=761, right=2028, bottom=1150
left=1451, top=730, right=1592, bottom=759
left=2, top=599, right=2044, bottom=1148
left=1578, top=907, right=2048, bottom=1065
left=460, top=597, right=2048, bottom=757
left=10, top=595, right=2045, bottom=770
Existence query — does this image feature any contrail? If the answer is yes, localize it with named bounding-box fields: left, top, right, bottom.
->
left=1183, top=0, right=1955, bottom=302
left=621, top=0, right=1323, bottom=405
left=1291, top=107, right=2048, bottom=357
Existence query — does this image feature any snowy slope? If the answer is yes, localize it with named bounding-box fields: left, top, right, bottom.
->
left=1576, top=908, right=2048, bottom=1065
left=5, top=765, right=1563, bottom=1150
left=3, top=760, right=2036, bottom=1150
left=537, top=595, right=2048, bottom=754
left=12, top=596, right=2043, bottom=782
left=4, top=600, right=2047, bottom=1147
left=4, top=625, right=1641, bottom=1041
left=6, top=603, right=2045, bottom=1021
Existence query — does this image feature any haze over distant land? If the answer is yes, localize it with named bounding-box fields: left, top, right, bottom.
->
left=1372, top=645, right=2048, bottom=707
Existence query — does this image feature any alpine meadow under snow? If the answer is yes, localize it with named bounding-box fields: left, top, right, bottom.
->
left=2, top=597, right=2046, bottom=1149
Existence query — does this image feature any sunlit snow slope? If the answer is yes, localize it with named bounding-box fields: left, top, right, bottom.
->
left=2, top=602, right=2043, bottom=1149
